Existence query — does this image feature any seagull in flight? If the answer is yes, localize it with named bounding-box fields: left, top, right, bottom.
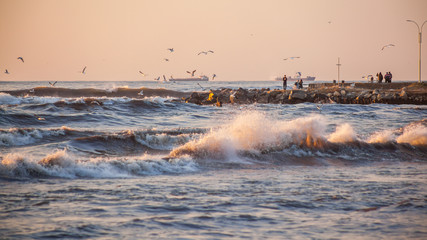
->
left=139, top=71, right=146, bottom=76
left=49, top=81, right=57, bottom=87
left=5, top=69, right=9, bottom=74
left=138, top=90, right=144, bottom=96
left=381, top=44, right=395, bottom=50
left=198, top=50, right=214, bottom=55
left=155, top=76, right=160, bottom=81
left=212, top=74, right=217, bottom=80
left=167, top=48, right=174, bottom=52
left=316, top=103, right=323, bottom=113
left=187, top=70, right=196, bottom=76
left=164, top=58, right=169, bottom=61
left=82, top=66, right=87, bottom=74
left=17, top=57, right=24, bottom=63
left=283, top=57, right=300, bottom=60
left=197, top=83, right=206, bottom=91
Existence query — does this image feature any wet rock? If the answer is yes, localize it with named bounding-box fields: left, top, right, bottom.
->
left=333, top=91, right=341, bottom=97
left=256, top=91, right=269, bottom=103
left=289, top=90, right=307, bottom=100
left=400, top=89, right=408, bottom=100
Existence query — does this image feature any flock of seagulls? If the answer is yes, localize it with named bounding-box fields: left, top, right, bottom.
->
left=3, top=57, right=24, bottom=74
left=152, top=48, right=217, bottom=82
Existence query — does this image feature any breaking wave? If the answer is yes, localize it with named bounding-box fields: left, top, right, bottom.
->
left=169, top=111, right=427, bottom=163
left=0, top=126, right=77, bottom=147
left=1, top=111, right=426, bottom=179
left=0, top=149, right=198, bottom=179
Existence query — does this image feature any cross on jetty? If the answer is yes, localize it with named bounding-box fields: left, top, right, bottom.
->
left=336, top=57, right=342, bottom=82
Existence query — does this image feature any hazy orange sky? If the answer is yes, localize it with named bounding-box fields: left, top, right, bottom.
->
left=1, top=0, right=426, bottom=81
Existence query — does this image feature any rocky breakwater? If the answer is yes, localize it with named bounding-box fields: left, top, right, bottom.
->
left=184, top=83, right=427, bottom=105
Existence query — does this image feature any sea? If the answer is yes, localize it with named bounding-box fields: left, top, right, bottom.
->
left=1, top=80, right=426, bottom=239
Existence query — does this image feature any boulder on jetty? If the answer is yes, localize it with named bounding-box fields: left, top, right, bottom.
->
left=184, top=82, right=427, bottom=105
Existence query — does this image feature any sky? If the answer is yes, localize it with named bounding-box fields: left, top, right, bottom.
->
left=0, top=0, right=426, bottom=82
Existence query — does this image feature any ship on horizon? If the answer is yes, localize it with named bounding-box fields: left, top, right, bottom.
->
left=275, top=72, right=316, bottom=81
left=169, top=75, right=209, bottom=82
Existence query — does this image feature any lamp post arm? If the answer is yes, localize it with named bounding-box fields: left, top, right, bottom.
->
left=421, top=20, right=427, bottom=31
left=407, top=20, right=421, bottom=32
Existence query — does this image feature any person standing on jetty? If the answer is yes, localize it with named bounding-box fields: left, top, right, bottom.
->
left=378, top=72, right=383, bottom=83
left=282, top=74, right=287, bottom=90
left=384, top=72, right=393, bottom=83
left=384, top=72, right=391, bottom=83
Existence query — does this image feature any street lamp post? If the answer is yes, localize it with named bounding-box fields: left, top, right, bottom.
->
left=406, top=19, right=427, bottom=83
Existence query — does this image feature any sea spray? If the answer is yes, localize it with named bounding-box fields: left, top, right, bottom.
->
left=396, top=124, right=427, bottom=146
left=327, top=123, right=358, bottom=143
left=169, top=111, right=427, bottom=161
left=367, top=129, right=397, bottom=144
left=169, top=111, right=330, bottom=159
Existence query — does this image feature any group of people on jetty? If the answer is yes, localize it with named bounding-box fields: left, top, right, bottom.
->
left=371, top=72, right=393, bottom=83
left=282, top=74, right=303, bottom=90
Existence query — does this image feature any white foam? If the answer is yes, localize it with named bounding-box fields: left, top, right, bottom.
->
left=143, top=96, right=175, bottom=104
left=169, top=111, right=330, bottom=159
left=0, top=149, right=198, bottom=179
left=133, top=131, right=193, bottom=150
left=396, top=124, right=427, bottom=146
left=367, top=130, right=397, bottom=144
left=328, top=123, right=358, bottom=143
left=0, top=128, right=67, bottom=146
left=0, top=93, right=21, bottom=105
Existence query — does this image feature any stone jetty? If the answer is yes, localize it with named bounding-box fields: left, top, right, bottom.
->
left=184, top=82, right=427, bottom=105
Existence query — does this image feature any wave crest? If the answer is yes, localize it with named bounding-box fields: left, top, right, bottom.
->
left=170, top=112, right=330, bottom=159
left=0, top=149, right=198, bottom=179
left=169, top=112, right=427, bottom=162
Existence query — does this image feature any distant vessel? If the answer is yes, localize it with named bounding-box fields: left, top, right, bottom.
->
left=275, top=72, right=316, bottom=81
left=170, top=75, right=209, bottom=82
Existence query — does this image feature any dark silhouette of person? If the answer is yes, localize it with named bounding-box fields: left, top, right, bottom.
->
left=378, top=72, right=383, bottom=83
left=385, top=72, right=390, bottom=83
left=282, top=74, right=287, bottom=90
